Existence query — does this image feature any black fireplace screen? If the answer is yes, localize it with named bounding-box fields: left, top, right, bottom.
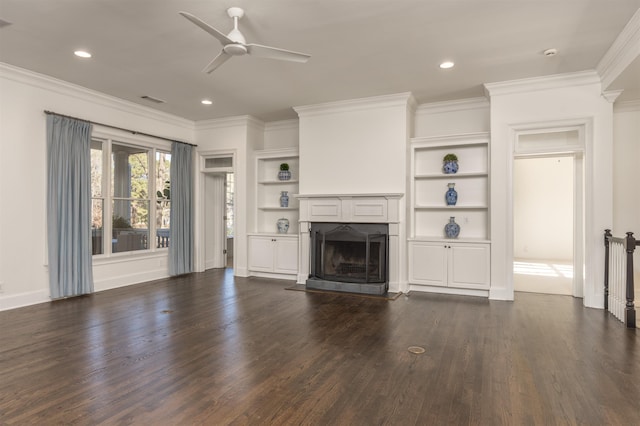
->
left=310, top=223, right=388, bottom=284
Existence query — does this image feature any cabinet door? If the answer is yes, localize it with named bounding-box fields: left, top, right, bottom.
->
left=248, top=237, right=275, bottom=272
left=408, top=242, right=447, bottom=287
left=448, top=244, right=490, bottom=289
left=273, top=238, right=298, bottom=274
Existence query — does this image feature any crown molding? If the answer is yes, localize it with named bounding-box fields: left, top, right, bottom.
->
left=0, top=62, right=194, bottom=131
left=484, top=70, right=601, bottom=98
left=614, top=99, right=640, bottom=113
left=195, top=115, right=263, bottom=131
left=294, top=92, right=414, bottom=118
left=416, top=97, right=489, bottom=116
left=601, top=90, right=624, bottom=103
left=264, top=118, right=299, bottom=133
left=597, top=9, right=640, bottom=90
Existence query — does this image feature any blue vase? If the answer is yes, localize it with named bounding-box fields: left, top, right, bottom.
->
left=280, top=191, right=289, bottom=208
left=443, top=161, right=458, bottom=174
left=278, top=170, right=291, bottom=181
left=444, top=217, right=460, bottom=238
left=277, top=218, right=289, bottom=233
left=445, top=183, right=457, bottom=206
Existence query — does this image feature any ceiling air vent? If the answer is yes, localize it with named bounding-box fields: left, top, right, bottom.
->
left=140, top=95, right=166, bottom=104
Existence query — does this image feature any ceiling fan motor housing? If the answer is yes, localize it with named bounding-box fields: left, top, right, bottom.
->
left=224, top=43, right=248, bottom=56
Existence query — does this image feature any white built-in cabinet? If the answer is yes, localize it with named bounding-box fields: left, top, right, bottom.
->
left=248, top=235, right=298, bottom=275
left=408, top=241, right=489, bottom=289
left=248, top=149, right=299, bottom=279
left=408, top=133, right=491, bottom=294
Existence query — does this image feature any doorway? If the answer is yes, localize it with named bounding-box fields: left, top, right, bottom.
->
left=204, top=172, right=234, bottom=269
left=511, top=128, right=584, bottom=298
left=513, top=156, right=574, bottom=295
left=202, top=153, right=235, bottom=271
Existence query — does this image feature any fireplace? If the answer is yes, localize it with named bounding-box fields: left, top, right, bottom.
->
left=307, top=222, right=388, bottom=295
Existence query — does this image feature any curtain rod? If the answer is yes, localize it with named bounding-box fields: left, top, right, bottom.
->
left=44, top=110, right=197, bottom=147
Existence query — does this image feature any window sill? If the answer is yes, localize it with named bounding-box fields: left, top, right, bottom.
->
left=92, top=250, right=168, bottom=266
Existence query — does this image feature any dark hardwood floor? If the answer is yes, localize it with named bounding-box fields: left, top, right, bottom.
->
left=1, top=269, right=638, bottom=425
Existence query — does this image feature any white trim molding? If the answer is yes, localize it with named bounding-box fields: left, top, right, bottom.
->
left=195, top=115, right=264, bottom=131
left=614, top=99, right=640, bottom=112
left=294, top=92, right=414, bottom=118
left=597, top=8, right=640, bottom=90
left=602, top=90, right=624, bottom=103
left=416, top=97, right=489, bottom=116
left=0, top=62, right=194, bottom=132
left=484, top=71, right=601, bottom=98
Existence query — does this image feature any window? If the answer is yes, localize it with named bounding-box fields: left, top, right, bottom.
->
left=225, top=172, right=234, bottom=238
left=90, top=136, right=171, bottom=256
left=91, top=140, right=105, bottom=255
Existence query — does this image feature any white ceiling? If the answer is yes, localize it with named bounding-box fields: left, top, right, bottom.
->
left=1, top=0, right=639, bottom=122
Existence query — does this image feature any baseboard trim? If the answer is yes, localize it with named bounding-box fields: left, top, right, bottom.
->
left=0, top=289, right=49, bottom=311
left=408, top=284, right=489, bottom=298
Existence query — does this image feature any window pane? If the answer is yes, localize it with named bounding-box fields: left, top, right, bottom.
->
left=205, top=156, right=232, bottom=168
left=92, top=199, right=103, bottom=255
left=156, top=200, right=170, bottom=248
left=91, top=140, right=103, bottom=197
left=226, top=173, right=234, bottom=238
left=112, top=144, right=149, bottom=199
left=112, top=200, right=149, bottom=253
left=156, top=151, right=171, bottom=248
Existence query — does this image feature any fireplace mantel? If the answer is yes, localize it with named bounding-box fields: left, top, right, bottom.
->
left=296, top=193, right=403, bottom=224
left=296, top=194, right=403, bottom=292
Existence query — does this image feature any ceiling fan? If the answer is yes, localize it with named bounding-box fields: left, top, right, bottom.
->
left=179, top=7, right=311, bottom=74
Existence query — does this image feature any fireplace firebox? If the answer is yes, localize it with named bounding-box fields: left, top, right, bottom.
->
left=306, top=222, right=388, bottom=295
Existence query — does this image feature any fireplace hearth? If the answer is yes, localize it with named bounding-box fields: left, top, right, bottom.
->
left=307, top=222, right=388, bottom=295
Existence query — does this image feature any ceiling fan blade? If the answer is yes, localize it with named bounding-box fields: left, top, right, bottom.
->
left=179, top=11, right=233, bottom=46
left=246, top=43, right=311, bottom=63
left=202, top=51, right=231, bottom=74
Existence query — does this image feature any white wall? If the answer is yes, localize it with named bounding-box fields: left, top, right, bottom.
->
left=0, top=64, right=194, bottom=310
left=486, top=71, right=614, bottom=306
left=513, top=156, right=574, bottom=261
left=193, top=116, right=264, bottom=277
left=264, top=120, right=299, bottom=150
left=413, top=98, right=490, bottom=137
left=295, top=93, right=412, bottom=195
left=613, top=102, right=640, bottom=278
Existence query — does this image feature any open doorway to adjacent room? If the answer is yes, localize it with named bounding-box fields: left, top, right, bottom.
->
left=203, top=154, right=235, bottom=271
left=512, top=127, right=584, bottom=298
left=513, top=155, right=574, bottom=295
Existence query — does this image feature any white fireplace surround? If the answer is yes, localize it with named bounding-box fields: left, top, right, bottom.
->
left=295, top=194, right=403, bottom=292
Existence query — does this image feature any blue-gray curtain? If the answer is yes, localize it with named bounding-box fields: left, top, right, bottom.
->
left=46, top=114, right=94, bottom=299
left=169, top=142, right=194, bottom=275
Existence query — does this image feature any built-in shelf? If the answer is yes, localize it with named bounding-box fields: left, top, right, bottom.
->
left=259, top=206, right=298, bottom=211
left=253, top=148, right=300, bottom=235
left=414, top=172, right=488, bottom=179
left=410, top=236, right=491, bottom=243
left=250, top=148, right=300, bottom=280
left=408, top=133, right=491, bottom=294
left=414, top=205, right=487, bottom=210
left=258, top=179, right=300, bottom=185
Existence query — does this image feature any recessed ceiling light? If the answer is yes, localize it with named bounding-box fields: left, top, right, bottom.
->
left=439, top=61, right=454, bottom=69
left=201, top=99, right=213, bottom=105
left=74, top=50, right=92, bottom=58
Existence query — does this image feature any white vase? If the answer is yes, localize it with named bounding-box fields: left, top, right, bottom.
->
left=277, top=218, right=289, bottom=233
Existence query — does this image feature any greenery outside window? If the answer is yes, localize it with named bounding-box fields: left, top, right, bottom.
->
left=90, top=137, right=171, bottom=256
